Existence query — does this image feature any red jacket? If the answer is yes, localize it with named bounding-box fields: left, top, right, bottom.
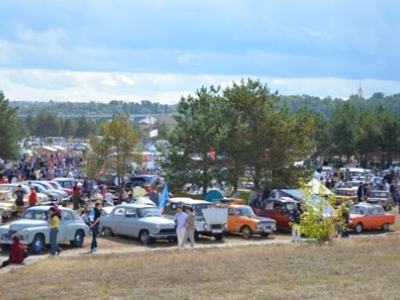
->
left=29, top=190, right=37, bottom=204
left=73, top=185, right=80, bottom=195
left=9, top=241, right=25, bottom=264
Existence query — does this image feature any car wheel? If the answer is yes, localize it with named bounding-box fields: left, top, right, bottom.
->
left=70, top=230, right=85, bottom=247
left=381, top=223, right=389, bottom=232
left=140, top=230, right=152, bottom=244
left=103, top=227, right=114, bottom=237
left=261, top=233, right=270, bottom=238
left=214, top=233, right=224, bottom=241
left=1, top=244, right=10, bottom=251
left=241, top=226, right=253, bottom=239
left=29, top=234, right=44, bottom=254
left=355, top=223, right=363, bottom=234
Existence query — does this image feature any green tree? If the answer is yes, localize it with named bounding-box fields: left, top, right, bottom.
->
left=25, top=114, right=36, bottom=137
left=74, top=115, right=92, bottom=141
left=60, top=117, right=77, bottom=142
left=0, top=91, right=23, bottom=159
left=166, top=86, right=227, bottom=196
left=94, top=115, right=142, bottom=202
left=33, top=112, right=60, bottom=139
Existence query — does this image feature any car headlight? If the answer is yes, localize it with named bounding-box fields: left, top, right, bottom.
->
left=24, top=230, right=29, bottom=239
left=203, top=223, right=208, bottom=229
left=155, top=224, right=161, bottom=230
left=256, top=224, right=262, bottom=229
left=223, top=223, right=228, bottom=229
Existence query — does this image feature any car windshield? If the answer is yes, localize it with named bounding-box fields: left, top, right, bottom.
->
left=49, top=181, right=63, bottom=189
left=349, top=206, right=366, bottom=215
left=285, top=203, right=297, bottom=212
left=192, top=203, right=216, bottom=216
left=350, top=182, right=360, bottom=187
left=138, top=207, right=162, bottom=218
left=369, top=192, right=387, bottom=198
left=234, top=206, right=254, bottom=216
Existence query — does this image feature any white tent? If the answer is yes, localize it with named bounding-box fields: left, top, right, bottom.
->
left=307, top=178, right=334, bottom=196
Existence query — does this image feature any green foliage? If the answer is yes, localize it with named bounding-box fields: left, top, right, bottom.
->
left=0, top=91, right=23, bottom=160
left=295, top=179, right=337, bottom=243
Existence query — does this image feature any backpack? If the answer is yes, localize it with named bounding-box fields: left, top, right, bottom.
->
left=88, top=208, right=96, bottom=222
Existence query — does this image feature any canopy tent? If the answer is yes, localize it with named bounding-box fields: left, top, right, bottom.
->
left=306, top=178, right=334, bottom=196
left=132, top=186, right=147, bottom=198
left=36, top=146, right=58, bottom=156
left=52, top=146, right=67, bottom=152
left=203, top=190, right=224, bottom=202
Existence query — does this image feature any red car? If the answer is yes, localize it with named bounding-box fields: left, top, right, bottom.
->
left=256, top=198, right=298, bottom=230
left=348, top=203, right=395, bottom=233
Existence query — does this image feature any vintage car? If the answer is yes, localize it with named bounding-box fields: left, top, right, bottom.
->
left=99, top=203, right=176, bottom=244
left=0, top=186, right=49, bottom=208
left=348, top=203, right=395, bottom=233
left=227, top=204, right=276, bottom=238
left=164, top=198, right=228, bottom=241
left=256, top=198, right=298, bottom=230
left=366, top=191, right=394, bottom=210
left=0, top=206, right=90, bottom=253
left=334, top=188, right=358, bottom=206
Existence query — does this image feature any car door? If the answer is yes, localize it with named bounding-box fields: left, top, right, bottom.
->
left=363, top=207, right=376, bottom=229
left=111, top=207, right=126, bottom=235
left=120, top=208, right=138, bottom=237
left=227, top=207, right=238, bottom=232
left=272, top=202, right=289, bottom=228
left=257, top=201, right=278, bottom=226
left=57, top=211, right=71, bottom=242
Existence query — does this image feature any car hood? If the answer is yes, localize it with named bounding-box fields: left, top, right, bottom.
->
left=246, top=215, right=276, bottom=223
left=202, top=208, right=228, bottom=224
left=6, top=219, right=48, bottom=231
left=138, top=216, right=175, bottom=226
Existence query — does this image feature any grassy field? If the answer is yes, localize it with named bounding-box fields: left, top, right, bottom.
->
left=1, top=234, right=400, bottom=300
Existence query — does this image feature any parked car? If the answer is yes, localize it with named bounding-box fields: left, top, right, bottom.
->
left=129, top=175, right=158, bottom=187
left=99, top=203, right=176, bottom=244
left=164, top=198, right=228, bottom=241
left=29, top=183, right=60, bottom=204
left=348, top=203, right=395, bottom=233
left=0, top=190, right=22, bottom=211
left=21, top=181, right=68, bottom=202
left=0, top=184, right=49, bottom=206
left=53, top=178, right=80, bottom=189
left=47, top=180, right=73, bottom=196
left=366, top=191, right=394, bottom=210
left=226, top=203, right=276, bottom=238
left=0, top=206, right=90, bottom=253
left=334, top=188, right=358, bottom=206
left=256, top=198, right=298, bottom=230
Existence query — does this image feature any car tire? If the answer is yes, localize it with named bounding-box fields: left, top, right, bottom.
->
left=29, top=234, right=44, bottom=254
left=1, top=244, right=10, bottom=251
left=381, top=223, right=389, bottom=232
left=241, top=226, right=253, bottom=239
left=70, top=230, right=85, bottom=247
left=139, top=230, right=152, bottom=244
left=261, top=233, right=270, bottom=238
left=103, top=227, right=114, bottom=237
left=214, top=233, right=224, bottom=241
left=355, top=223, right=363, bottom=234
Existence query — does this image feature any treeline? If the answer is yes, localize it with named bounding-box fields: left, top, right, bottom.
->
left=13, top=100, right=176, bottom=116
left=11, top=92, right=400, bottom=119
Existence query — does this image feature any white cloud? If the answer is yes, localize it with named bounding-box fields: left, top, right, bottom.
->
left=0, top=69, right=399, bottom=104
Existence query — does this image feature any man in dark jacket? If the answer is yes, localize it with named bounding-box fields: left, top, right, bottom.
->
left=357, top=182, right=364, bottom=202
left=291, top=202, right=303, bottom=242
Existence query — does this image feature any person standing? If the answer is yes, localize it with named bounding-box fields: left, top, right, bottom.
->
left=28, top=186, right=37, bottom=207
left=88, top=202, right=101, bottom=253
left=174, top=206, right=187, bottom=248
left=48, top=207, right=62, bottom=256
left=183, top=207, right=195, bottom=248
left=72, top=181, right=80, bottom=210
left=0, top=234, right=26, bottom=268
left=13, top=185, right=26, bottom=218
left=290, top=202, right=303, bottom=242
left=104, top=190, right=114, bottom=206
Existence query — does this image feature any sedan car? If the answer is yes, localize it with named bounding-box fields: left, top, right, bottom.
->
left=99, top=203, right=176, bottom=244
left=227, top=204, right=276, bottom=238
left=334, top=188, right=358, bottom=206
left=0, top=206, right=90, bottom=253
left=366, top=191, right=394, bottom=210
left=256, top=198, right=298, bottom=230
left=348, top=203, right=395, bottom=233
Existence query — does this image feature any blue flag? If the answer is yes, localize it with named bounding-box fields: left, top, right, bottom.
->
left=158, top=183, right=169, bottom=213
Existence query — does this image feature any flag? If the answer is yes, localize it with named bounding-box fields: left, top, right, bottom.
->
left=158, top=183, right=169, bottom=214
left=149, top=129, right=158, bottom=138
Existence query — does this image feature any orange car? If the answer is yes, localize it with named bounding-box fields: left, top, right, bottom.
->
left=227, top=204, right=276, bottom=238
left=335, top=188, right=358, bottom=206
left=348, top=203, right=395, bottom=233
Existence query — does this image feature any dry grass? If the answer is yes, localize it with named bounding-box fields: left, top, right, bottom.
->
left=2, top=235, right=400, bottom=300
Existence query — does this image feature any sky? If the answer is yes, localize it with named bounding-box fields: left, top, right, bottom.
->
left=0, top=0, right=399, bottom=104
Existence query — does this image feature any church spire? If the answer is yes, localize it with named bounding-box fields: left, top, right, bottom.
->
left=357, top=80, right=363, bottom=98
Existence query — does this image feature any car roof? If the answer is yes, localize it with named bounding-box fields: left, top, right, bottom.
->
left=54, top=178, right=75, bottom=181
left=353, top=203, right=380, bottom=208
left=264, top=197, right=297, bottom=203
left=227, top=204, right=250, bottom=208
left=167, top=197, right=210, bottom=205
left=26, top=205, right=75, bottom=212
left=112, top=204, right=158, bottom=209
left=337, top=188, right=355, bottom=191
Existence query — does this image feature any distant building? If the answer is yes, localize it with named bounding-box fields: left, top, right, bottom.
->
left=358, top=81, right=363, bottom=98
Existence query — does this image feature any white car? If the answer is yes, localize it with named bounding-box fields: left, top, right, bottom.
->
left=0, top=206, right=90, bottom=254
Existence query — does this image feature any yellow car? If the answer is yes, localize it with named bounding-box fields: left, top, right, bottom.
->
left=0, top=190, right=27, bottom=211
left=334, top=188, right=359, bottom=206
left=227, top=203, right=276, bottom=238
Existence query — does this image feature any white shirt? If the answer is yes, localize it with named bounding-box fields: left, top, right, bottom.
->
left=11, top=177, right=18, bottom=183
left=384, top=182, right=390, bottom=192
left=67, top=171, right=74, bottom=178
left=114, top=177, right=119, bottom=186
left=104, top=192, right=113, bottom=203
